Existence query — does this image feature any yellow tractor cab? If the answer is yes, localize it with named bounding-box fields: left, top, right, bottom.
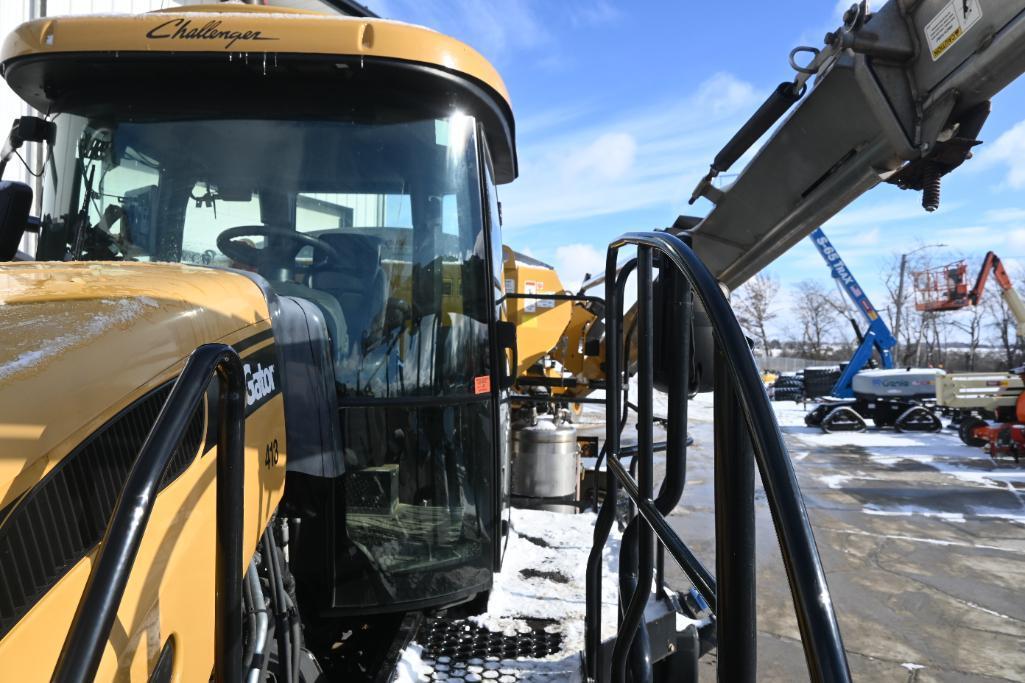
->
left=0, top=4, right=516, bottom=680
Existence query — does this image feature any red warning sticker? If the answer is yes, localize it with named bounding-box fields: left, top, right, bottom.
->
left=474, top=375, right=492, bottom=394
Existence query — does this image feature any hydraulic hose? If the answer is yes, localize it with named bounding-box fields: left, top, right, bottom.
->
left=286, top=593, right=302, bottom=683
left=246, top=560, right=270, bottom=683
left=263, top=533, right=294, bottom=683
left=243, top=564, right=257, bottom=669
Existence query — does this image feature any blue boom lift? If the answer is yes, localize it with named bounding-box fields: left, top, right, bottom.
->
left=802, top=229, right=942, bottom=433
left=809, top=228, right=895, bottom=397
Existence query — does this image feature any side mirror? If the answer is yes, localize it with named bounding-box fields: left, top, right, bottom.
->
left=0, top=181, right=32, bottom=261
left=652, top=265, right=715, bottom=394
left=0, top=116, right=56, bottom=180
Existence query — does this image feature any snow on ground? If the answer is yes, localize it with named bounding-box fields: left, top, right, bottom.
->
left=475, top=507, right=622, bottom=651
left=393, top=642, right=428, bottom=683
left=771, top=398, right=1025, bottom=527
left=589, top=383, right=1024, bottom=528
left=580, top=379, right=716, bottom=427
left=862, top=506, right=966, bottom=523
left=394, top=508, right=623, bottom=683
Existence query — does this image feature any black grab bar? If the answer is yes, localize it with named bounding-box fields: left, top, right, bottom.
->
left=584, top=231, right=850, bottom=683
left=53, top=343, right=246, bottom=683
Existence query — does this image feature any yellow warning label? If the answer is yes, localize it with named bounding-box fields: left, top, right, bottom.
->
left=931, top=26, right=962, bottom=59
left=924, top=0, right=981, bottom=62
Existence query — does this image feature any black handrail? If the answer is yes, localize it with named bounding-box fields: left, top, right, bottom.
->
left=52, top=344, right=246, bottom=683
left=654, top=270, right=691, bottom=597
left=585, top=232, right=850, bottom=683
left=611, top=247, right=655, bottom=683
left=713, top=346, right=757, bottom=682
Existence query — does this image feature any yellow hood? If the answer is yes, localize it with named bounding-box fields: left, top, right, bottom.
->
left=0, top=261, right=270, bottom=510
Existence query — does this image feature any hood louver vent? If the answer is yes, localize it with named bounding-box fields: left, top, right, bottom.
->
left=0, top=383, right=205, bottom=640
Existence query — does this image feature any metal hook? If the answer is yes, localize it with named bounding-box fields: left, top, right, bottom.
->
left=789, top=46, right=821, bottom=74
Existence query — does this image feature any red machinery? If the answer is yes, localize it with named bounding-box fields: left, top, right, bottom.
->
left=914, top=252, right=1025, bottom=459
left=955, top=368, right=1025, bottom=461
left=913, top=252, right=1025, bottom=328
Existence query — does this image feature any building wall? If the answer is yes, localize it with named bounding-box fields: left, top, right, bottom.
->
left=1, top=2, right=198, bottom=186
left=0, top=1, right=197, bottom=252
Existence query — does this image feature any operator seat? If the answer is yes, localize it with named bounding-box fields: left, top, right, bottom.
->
left=271, top=281, right=350, bottom=362
left=309, top=233, right=389, bottom=354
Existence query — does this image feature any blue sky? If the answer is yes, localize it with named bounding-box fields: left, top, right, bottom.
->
left=368, top=1, right=1025, bottom=337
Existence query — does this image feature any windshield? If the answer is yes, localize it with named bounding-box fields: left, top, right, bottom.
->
left=41, top=114, right=491, bottom=398
left=41, top=113, right=498, bottom=610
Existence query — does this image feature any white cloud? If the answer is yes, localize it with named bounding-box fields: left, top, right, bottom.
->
left=973, top=119, right=1025, bottom=189
left=563, top=132, right=636, bottom=181
left=983, top=207, right=1025, bottom=223
left=553, top=243, right=606, bottom=292
left=694, top=73, right=758, bottom=117
left=569, top=1, right=621, bottom=27
left=501, top=72, right=760, bottom=230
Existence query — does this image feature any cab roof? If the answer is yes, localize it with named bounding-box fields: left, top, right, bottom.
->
left=0, top=4, right=517, bottom=181
left=2, top=5, right=511, bottom=106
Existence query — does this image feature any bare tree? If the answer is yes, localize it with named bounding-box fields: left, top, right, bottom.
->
left=983, top=264, right=1025, bottom=368
left=792, top=279, right=841, bottom=359
left=951, top=303, right=986, bottom=370
left=733, top=273, right=780, bottom=358
left=983, top=295, right=1016, bottom=368
left=881, top=251, right=935, bottom=365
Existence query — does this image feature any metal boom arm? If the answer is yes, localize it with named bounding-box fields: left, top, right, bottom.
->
left=971, top=252, right=1025, bottom=337
left=683, top=1, right=1025, bottom=289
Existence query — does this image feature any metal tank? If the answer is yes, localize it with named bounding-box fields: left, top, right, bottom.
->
left=510, top=415, right=580, bottom=513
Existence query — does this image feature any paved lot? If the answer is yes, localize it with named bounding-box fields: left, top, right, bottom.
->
left=648, top=396, right=1025, bottom=682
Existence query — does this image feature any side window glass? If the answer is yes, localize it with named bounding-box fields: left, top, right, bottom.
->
left=481, top=140, right=504, bottom=298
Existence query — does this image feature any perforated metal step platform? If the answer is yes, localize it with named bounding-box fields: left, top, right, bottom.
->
left=417, top=618, right=563, bottom=682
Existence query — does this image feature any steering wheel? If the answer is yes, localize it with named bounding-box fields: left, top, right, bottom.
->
left=216, top=225, right=342, bottom=269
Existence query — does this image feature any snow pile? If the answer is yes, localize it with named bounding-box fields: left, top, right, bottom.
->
left=395, top=508, right=624, bottom=682
left=476, top=508, right=622, bottom=655
left=393, top=642, right=427, bottom=683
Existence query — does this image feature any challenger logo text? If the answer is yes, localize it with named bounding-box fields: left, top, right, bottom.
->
left=147, top=19, right=278, bottom=50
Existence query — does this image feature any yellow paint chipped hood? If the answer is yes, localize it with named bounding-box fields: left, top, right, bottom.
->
left=0, top=262, right=269, bottom=511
